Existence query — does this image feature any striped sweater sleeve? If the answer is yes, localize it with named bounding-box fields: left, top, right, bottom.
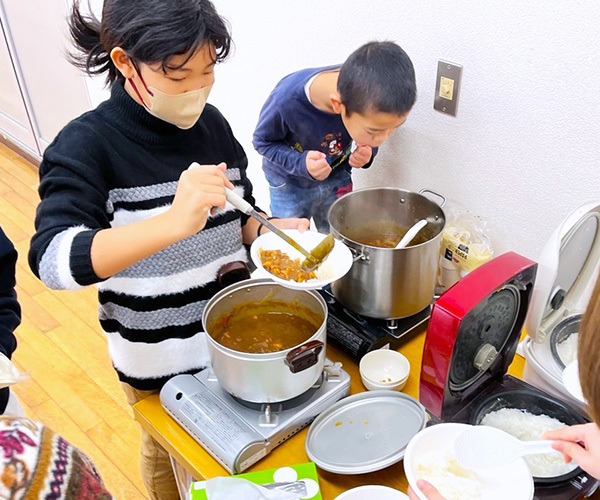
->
left=28, top=129, right=110, bottom=290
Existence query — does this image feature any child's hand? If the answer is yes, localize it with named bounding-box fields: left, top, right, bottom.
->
left=543, top=423, right=600, bottom=480
left=265, top=217, right=311, bottom=234
left=306, top=150, right=331, bottom=180
left=408, top=480, right=446, bottom=500
left=168, top=162, right=234, bottom=238
left=348, top=144, right=372, bottom=168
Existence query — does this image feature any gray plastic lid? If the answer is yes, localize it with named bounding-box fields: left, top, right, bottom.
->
left=305, top=390, right=427, bottom=474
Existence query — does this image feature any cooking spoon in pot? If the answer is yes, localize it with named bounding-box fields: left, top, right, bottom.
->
left=394, top=219, right=428, bottom=248
left=454, top=425, right=560, bottom=470
left=225, top=188, right=334, bottom=271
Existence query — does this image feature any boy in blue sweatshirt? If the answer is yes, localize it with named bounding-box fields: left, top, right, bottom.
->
left=253, top=41, right=417, bottom=232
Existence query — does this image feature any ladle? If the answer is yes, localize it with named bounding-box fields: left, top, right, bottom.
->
left=394, top=219, right=428, bottom=248
left=454, top=425, right=559, bottom=470
left=225, top=188, right=334, bottom=271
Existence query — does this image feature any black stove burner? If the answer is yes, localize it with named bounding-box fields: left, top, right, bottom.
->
left=318, top=286, right=430, bottom=360
left=230, top=373, right=325, bottom=412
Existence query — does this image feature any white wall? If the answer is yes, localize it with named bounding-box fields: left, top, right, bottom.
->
left=209, top=0, right=600, bottom=260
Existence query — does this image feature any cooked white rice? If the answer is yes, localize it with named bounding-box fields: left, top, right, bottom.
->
left=557, top=333, right=578, bottom=366
left=416, top=450, right=481, bottom=500
left=481, top=408, right=578, bottom=477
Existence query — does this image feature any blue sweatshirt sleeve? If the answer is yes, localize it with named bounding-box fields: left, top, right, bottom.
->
left=252, top=98, right=313, bottom=182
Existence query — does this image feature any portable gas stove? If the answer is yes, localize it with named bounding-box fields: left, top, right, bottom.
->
left=522, top=201, right=600, bottom=411
left=160, top=361, right=350, bottom=474
left=419, top=252, right=598, bottom=499
left=318, top=286, right=430, bottom=360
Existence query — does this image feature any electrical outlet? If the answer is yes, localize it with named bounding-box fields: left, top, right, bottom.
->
left=434, top=60, right=462, bottom=116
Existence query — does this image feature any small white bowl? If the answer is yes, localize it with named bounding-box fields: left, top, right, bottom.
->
left=334, top=485, right=409, bottom=500
left=361, top=376, right=408, bottom=392
left=359, top=349, right=410, bottom=391
left=250, top=229, right=353, bottom=290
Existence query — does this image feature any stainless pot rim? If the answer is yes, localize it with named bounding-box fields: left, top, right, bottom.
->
left=202, top=278, right=328, bottom=359
left=328, top=186, right=446, bottom=250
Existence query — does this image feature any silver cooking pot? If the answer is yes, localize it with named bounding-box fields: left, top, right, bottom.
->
left=202, top=279, right=327, bottom=403
left=328, top=187, right=446, bottom=319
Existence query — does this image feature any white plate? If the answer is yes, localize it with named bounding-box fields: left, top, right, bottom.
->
left=404, top=423, right=534, bottom=500
left=334, top=485, right=409, bottom=500
left=251, top=229, right=353, bottom=290
left=562, top=360, right=586, bottom=403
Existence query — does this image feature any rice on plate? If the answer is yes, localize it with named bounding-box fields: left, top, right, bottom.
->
left=404, top=422, right=533, bottom=500
left=250, top=229, right=353, bottom=290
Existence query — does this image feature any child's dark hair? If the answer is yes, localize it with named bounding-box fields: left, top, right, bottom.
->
left=338, top=41, right=416, bottom=117
left=69, top=0, right=232, bottom=84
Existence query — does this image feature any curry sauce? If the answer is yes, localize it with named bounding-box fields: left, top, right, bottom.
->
left=209, top=299, right=322, bottom=353
left=259, top=249, right=316, bottom=282
left=346, top=221, right=429, bottom=248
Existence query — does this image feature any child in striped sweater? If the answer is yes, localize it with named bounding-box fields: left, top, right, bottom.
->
left=28, top=1, right=307, bottom=498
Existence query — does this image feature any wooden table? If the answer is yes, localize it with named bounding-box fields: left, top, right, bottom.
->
left=133, top=327, right=526, bottom=499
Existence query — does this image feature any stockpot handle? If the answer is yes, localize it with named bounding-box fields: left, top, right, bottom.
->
left=419, top=189, right=446, bottom=207
left=285, top=340, right=324, bottom=374
left=348, top=245, right=369, bottom=264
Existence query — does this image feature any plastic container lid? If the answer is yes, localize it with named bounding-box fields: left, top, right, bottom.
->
left=525, top=201, right=600, bottom=343
left=305, top=390, right=427, bottom=474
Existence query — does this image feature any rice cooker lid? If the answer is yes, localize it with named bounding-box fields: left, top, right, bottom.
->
left=304, top=390, right=427, bottom=474
left=448, top=284, right=522, bottom=392
left=420, top=252, right=537, bottom=418
left=525, top=201, right=600, bottom=343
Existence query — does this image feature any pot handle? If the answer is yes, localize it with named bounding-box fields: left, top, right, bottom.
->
left=348, top=245, right=370, bottom=264
left=419, top=188, right=446, bottom=207
left=285, top=340, right=324, bottom=374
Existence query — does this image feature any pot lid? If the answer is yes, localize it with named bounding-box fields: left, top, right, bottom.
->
left=305, top=390, right=427, bottom=474
left=525, top=201, right=600, bottom=344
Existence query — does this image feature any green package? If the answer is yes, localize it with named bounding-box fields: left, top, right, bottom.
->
left=189, top=461, right=322, bottom=500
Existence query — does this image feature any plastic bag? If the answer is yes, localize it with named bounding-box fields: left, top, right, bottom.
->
left=438, top=201, right=494, bottom=289
left=0, top=352, right=27, bottom=389
left=205, top=477, right=302, bottom=500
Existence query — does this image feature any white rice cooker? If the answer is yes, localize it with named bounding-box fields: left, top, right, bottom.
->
left=521, top=201, right=600, bottom=411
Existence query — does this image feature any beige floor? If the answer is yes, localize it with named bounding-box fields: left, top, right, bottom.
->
left=0, top=143, right=147, bottom=499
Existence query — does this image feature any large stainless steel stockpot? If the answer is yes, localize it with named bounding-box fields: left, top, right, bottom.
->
left=202, top=279, right=327, bottom=403
left=328, top=187, right=446, bottom=319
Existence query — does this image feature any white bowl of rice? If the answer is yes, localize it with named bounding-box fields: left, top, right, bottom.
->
left=404, top=423, right=534, bottom=500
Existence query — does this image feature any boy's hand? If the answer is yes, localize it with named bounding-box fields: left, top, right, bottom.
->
left=306, top=150, right=331, bottom=180
left=408, top=480, right=446, bottom=500
left=543, top=423, right=600, bottom=480
left=264, top=217, right=310, bottom=234
left=168, top=162, right=234, bottom=238
left=349, top=144, right=372, bottom=168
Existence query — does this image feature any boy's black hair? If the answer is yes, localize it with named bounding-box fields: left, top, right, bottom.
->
left=338, top=41, right=416, bottom=117
left=69, top=0, right=232, bottom=84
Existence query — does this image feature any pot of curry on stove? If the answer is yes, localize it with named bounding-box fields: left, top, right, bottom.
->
left=202, top=278, right=327, bottom=403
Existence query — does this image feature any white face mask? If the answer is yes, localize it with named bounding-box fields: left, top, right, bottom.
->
left=128, top=71, right=212, bottom=130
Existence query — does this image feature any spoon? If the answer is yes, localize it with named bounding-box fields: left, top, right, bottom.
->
left=395, top=219, right=428, bottom=248
left=225, top=188, right=334, bottom=271
left=454, top=425, right=559, bottom=470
